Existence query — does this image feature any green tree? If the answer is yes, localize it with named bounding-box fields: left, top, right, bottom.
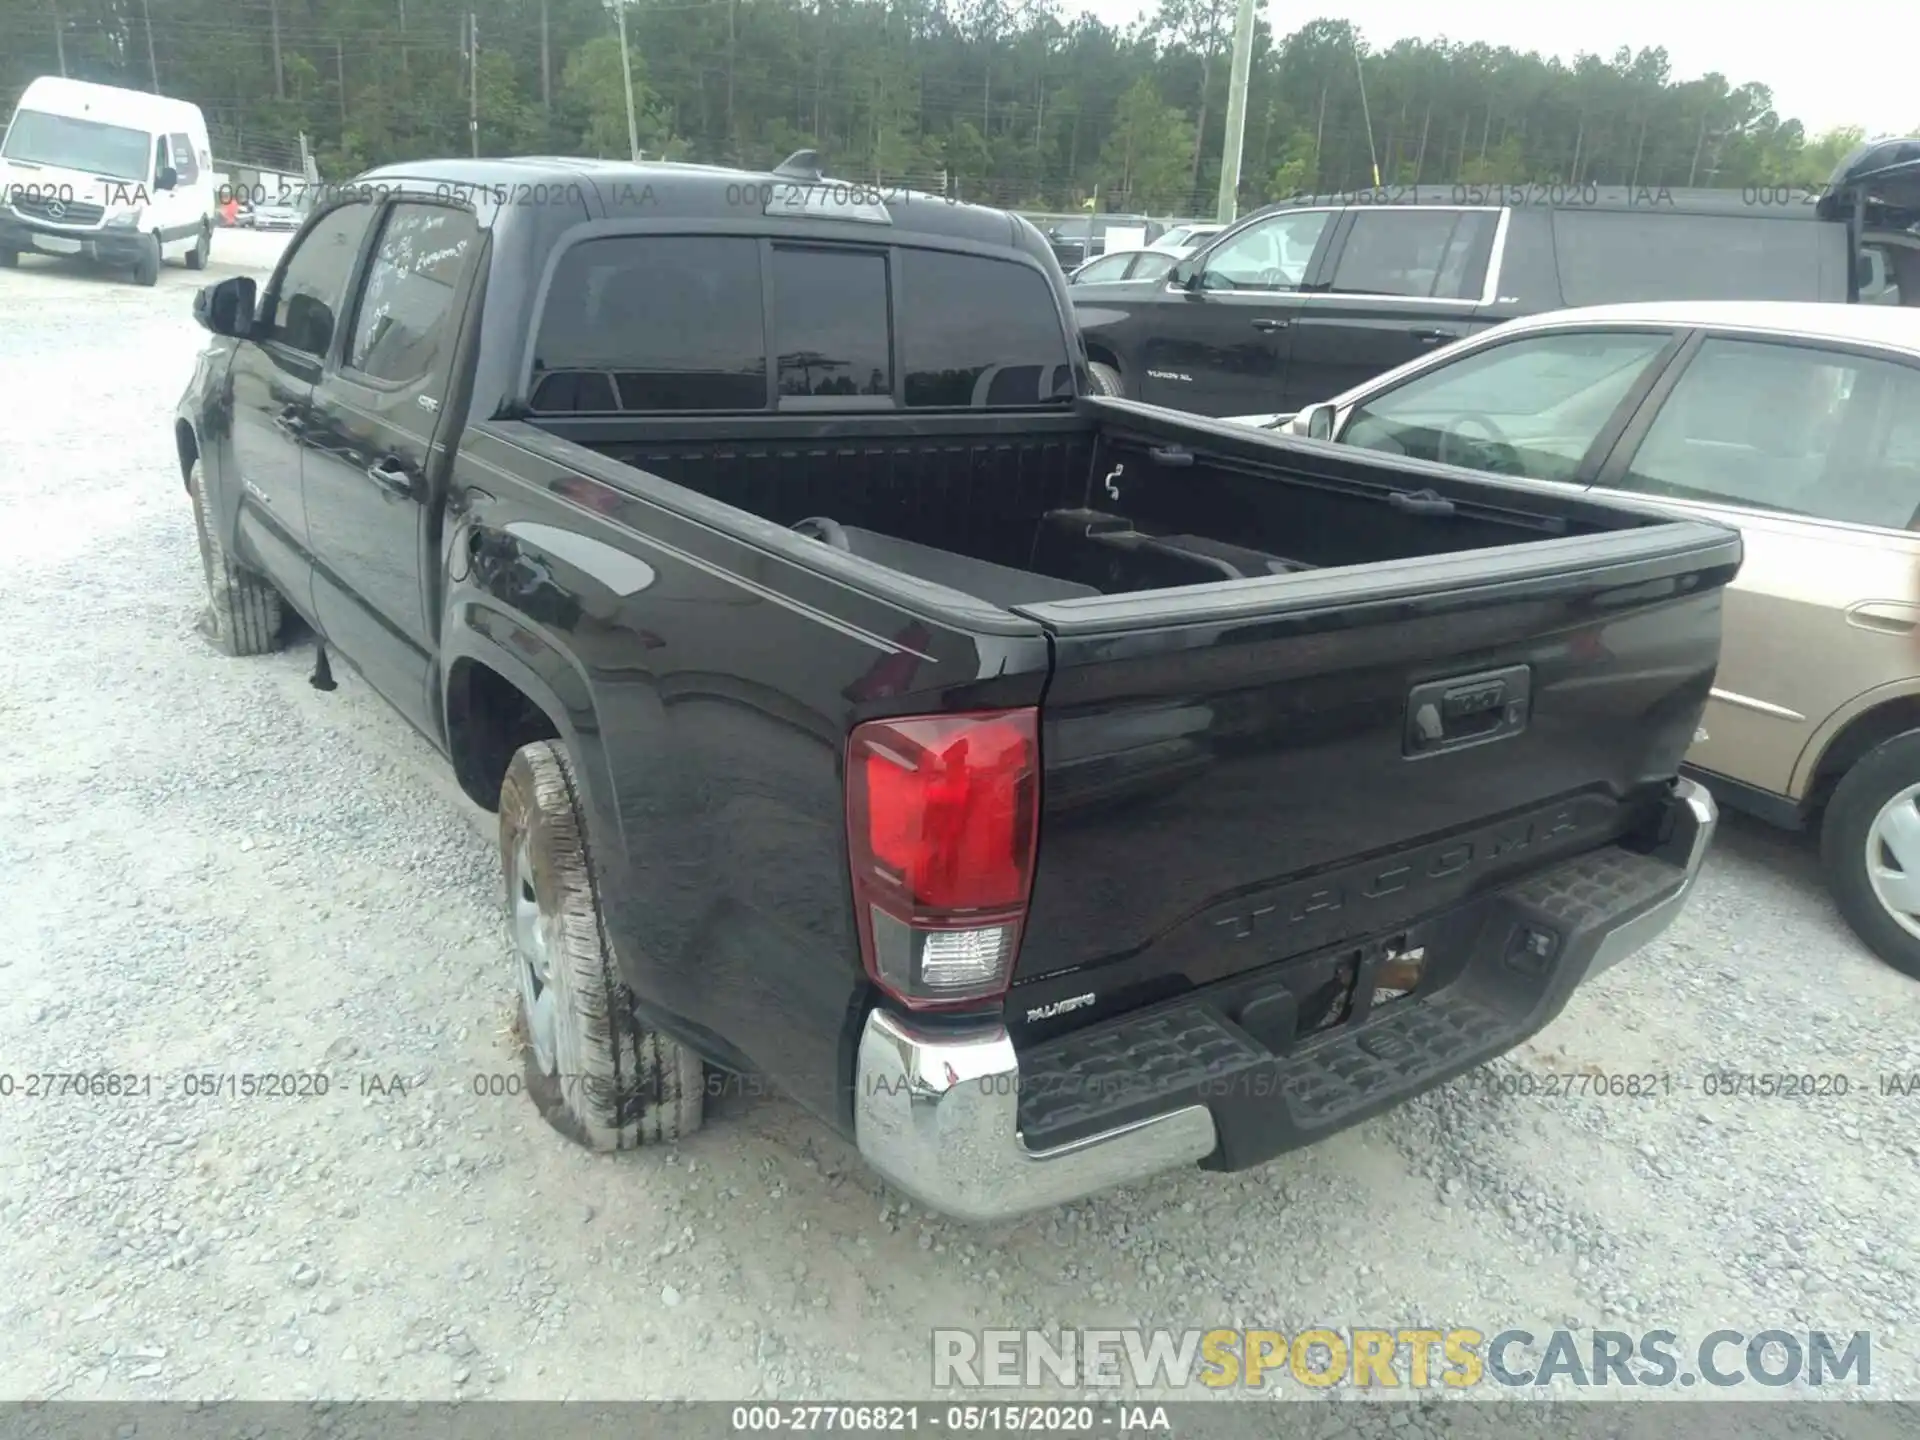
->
left=1101, top=77, right=1194, bottom=211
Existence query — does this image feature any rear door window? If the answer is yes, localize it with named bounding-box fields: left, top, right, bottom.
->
left=1612, top=336, right=1920, bottom=528
left=896, top=248, right=1074, bottom=407
left=1553, top=212, right=1838, bottom=304
left=345, top=202, right=480, bottom=385
left=529, top=235, right=767, bottom=413
left=1327, top=209, right=1495, bottom=299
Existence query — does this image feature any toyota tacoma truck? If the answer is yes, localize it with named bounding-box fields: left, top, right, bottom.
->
left=173, top=152, right=1733, bottom=1223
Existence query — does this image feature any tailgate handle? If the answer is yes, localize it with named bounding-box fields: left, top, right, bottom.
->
left=1147, top=445, right=1195, bottom=467
left=1405, top=664, right=1532, bottom=758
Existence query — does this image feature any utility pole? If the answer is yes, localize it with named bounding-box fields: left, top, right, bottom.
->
left=52, top=4, right=67, bottom=77
left=269, top=0, right=285, bottom=99
left=468, top=12, right=479, bottom=157
left=1353, top=37, right=1381, bottom=188
left=336, top=39, right=346, bottom=127
left=1213, top=0, right=1258, bottom=223
left=397, top=0, right=407, bottom=79
left=540, top=0, right=551, bottom=115
left=140, top=0, right=160, bottom=91
left=614, top=1, right=640, bottom=161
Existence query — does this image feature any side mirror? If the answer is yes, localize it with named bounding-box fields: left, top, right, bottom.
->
left=194, top=276, right=257, bottom=338
left=155, top=165, right=179, bottom=192
left=1302, top=403, right=1337, bottom=441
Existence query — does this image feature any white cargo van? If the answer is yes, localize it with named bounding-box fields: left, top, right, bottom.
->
left=0, top=76, right=219, bottom=285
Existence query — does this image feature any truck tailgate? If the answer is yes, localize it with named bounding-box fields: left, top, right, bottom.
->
left=1007, top=520, right=1740, bottom=1013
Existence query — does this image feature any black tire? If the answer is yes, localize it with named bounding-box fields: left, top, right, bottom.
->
left=500, top=741, right=705, bottom=1149
left=188, top=459, right=283, bottom=655
left=1819, top=729, right=1920, bottom=980
left=1087, top=361, right=1125, bottom=397
left=132, top=232, right=160, bottom=286
left=0, top=247, right=17, bottom=269
left=185, top=225, right=210, bottom=271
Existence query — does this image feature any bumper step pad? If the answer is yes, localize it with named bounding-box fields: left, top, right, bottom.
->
left=1016, top=841, right=1689, bottom=1157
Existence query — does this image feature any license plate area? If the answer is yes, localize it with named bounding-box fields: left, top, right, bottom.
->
left=1224, top=928, right=1434, bottom=1055
left=33, top=234, right=82, bottom=254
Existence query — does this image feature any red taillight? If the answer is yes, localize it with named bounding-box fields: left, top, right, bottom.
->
left=846, top=708, right=1040, bottom=1009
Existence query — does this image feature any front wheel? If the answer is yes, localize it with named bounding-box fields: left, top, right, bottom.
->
left=188, top=460, right=283, bottom=655
left=1819, top=730, right=1920, bottom=980
left=500, top=741, right=706, bottom=1149
left=1086, top=361, right=1125, bottom=398
left=0, top=247, right=17, bottom=269
left=131, top=232, right=160, bottom=286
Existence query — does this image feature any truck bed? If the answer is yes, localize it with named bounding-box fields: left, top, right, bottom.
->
left=531, top=399, right=1623, bottom=610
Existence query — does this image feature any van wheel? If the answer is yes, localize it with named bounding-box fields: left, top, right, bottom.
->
left=0, top=247, right=17, bottom=269
left=132, top=233, right=161, bottom=286
left=188, top=459, right=283, bottom=655
left=1819, top=730, right=1920, bottom=980
left=500, top=741, right=706, bottom=1149
left=185, top=225, right=210, bottom=271
left=1087, top=361, right=1125, bottom=398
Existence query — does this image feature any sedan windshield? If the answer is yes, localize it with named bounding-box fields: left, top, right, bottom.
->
left=1, top=110, right=152, bottom=182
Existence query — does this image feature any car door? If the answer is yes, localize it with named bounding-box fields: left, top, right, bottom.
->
left=222, top=196, right=379, bottom=603
left=304, top=197, right=483, bottom=741
left=1137, top=206, right=1339, bottom=415
left=1281, top=206, right=1500, bottom=411
left=1328, top=323, right=1685, bottom=489
left=1590, top=330, right=1920, bottom=802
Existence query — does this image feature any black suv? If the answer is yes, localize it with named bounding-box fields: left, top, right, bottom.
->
left=1073, top=185, right=1879, bottom=418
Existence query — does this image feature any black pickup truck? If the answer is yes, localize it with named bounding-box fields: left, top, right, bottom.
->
left=174, top=153, right=1732, bottom=1222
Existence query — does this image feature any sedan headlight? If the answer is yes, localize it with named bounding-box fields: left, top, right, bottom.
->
left=103, top=210, right=142, bottom=229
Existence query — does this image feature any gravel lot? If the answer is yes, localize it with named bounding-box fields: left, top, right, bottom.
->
left=1, top=223, right=1916, bottom=1419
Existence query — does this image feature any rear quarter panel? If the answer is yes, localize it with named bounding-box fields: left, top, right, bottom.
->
left=444, top=424, right=1055, bottom=1133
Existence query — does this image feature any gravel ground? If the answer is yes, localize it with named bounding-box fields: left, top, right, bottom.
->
left=0, top=224, right=1916, bottom=1422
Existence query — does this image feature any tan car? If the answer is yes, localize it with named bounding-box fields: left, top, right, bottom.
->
left=1236, top=300, right=1920, bottom=977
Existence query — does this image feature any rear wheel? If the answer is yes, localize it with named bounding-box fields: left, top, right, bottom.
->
left=500, top=741, right=706, bottom=1149
left=132, top=232, right=160, bottom=286
left=1087, top=361, right=1125, bottom=397
left=188, top=459, right=283, bottom=655
left=185, top=225, right=210, bottom=271
left=1819, top=729, right=1920, bottom=980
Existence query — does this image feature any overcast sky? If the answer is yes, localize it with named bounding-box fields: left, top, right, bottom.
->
left=1061, top=0, right=1914, bottom=142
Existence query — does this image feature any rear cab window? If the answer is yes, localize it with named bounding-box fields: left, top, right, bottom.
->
left=528, top=235, right=1073, bottom=414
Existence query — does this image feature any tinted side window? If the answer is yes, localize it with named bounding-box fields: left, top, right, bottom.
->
left=268, top=201, right=377, bottom=357
left=1554, top=212, right=1835, bottom=305
left=346, top=203, right=480, bottom=384
left=1329, top=210, right=1494, bottom=299
left=1616, top=337, right=1920, bottom=527
left=529, top=236, right=766, bottom=413
left=770, top=246, right=891, bottom=402
left=896, top=248, right=1073, bottom=408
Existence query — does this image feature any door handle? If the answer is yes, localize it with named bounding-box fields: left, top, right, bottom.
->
left=1251, top=317, right=1290, bottom=331
left=1410, top=327, right=1461, bottom=344
left=366, top=456, right=415, bottom=498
